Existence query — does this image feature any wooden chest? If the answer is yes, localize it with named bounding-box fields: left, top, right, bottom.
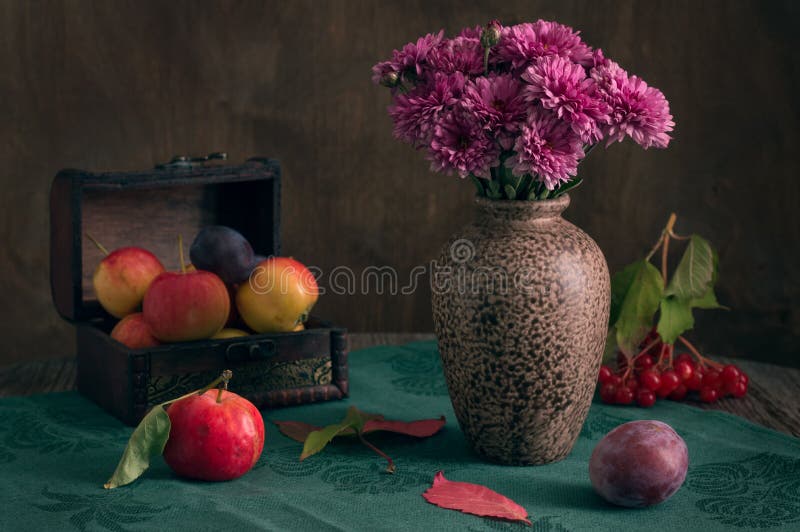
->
left=49, top=155, right=348, bottom=426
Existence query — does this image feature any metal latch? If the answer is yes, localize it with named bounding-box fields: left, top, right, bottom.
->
left=225, top=340, right=277, bottom=363
left=156, top=152, right=227, bottom=169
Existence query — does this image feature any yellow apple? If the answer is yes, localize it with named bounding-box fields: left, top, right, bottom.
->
left=236, top=257, right=318, bottom=333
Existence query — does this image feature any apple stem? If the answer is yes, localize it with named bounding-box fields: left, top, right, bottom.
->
left=178, top=235, right=186, bottom=274
left=85, top=233, right=110, bottom=256
left=216, top=369, right=232, bottom=403
left=161, top=370, right=233, bottom=407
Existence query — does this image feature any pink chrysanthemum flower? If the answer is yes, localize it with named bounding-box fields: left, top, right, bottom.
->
left=496, top=20, right=594, bottom=71
left=506, top=107, right=585, bottom=189
left=592, top=61, right=674, bottom=148
left=428, top=109, right=500, bottom=178
left=389, top=72, right=466, bottom=145
left=462, top=74, right=527, bottom=149
left=458, top=25, right=483, bottom=39
left=372, top=31, right=444, bottom=86
left=427, top=37, right=485, bottom=76
left=588, top=48, right=609, bottom=69
left=522, top=56, right=610, bottom=143
left=371, top=61, right=398, bottom=86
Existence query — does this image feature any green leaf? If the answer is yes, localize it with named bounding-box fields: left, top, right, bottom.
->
left=553, top=177, right=583, bottom=197
left=486, top=180, right=503, bottom=200
left=665, top=235, right=716, bottom=300
left=503, top=184, right=517, bottom=199
left=602, top=331, right=619, bottom=364
left=300, top=407, right=374, bottom=461
left=515, top=174, right=533, bottom=199
left=691, top=287, right=726, bottom=310
left=656, top=296, right=695, bottom=344
left=468, top=175, right=485, bottom=196
left=612, top=260, right=664, bottom=355
left=104, top=406, right=170, bottom=489
left=609, top=261, right=638, bottom=327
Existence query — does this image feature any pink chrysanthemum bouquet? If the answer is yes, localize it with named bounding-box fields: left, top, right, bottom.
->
left=372, top=20, right=674, bottom=199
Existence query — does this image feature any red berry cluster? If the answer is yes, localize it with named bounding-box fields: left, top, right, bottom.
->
left=597, top=330, right=749, bottom=407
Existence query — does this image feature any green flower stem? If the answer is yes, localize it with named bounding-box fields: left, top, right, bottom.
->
left=661, top=213, right=677, bottom=283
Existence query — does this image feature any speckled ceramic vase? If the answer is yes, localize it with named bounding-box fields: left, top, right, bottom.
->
left=431, top=194, right=610, bottom=465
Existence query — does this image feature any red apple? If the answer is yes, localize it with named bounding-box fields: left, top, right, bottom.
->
left=143, top=270, right=230, bottom=342
left=163, top=389, right=265, bottom=481
left=236, top=257, right=318, bottom=333
left=110, top=313, right=160, bottom=349
left=92, top=246, right=165, bottom=318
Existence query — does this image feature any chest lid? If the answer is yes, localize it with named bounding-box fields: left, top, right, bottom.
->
left=50, top=155, right=280, bottom=322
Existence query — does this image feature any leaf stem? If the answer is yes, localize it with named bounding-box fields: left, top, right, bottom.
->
left=356, top=431, right=396, bottom=474
left=644, top=232, right=664, bottom=262
left=668, top=229, right=690, bottom=240
left=677, top=336, right=722, bottom=369
left=632, top=337, right=661, bottom=365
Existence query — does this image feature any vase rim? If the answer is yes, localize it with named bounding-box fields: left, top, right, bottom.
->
left=474, top=193, right=570, bottom=219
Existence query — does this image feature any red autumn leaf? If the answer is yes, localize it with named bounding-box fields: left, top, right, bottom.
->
left=422, top=471, right=532, bottom=526
left=272, top=420, right=318, bottom=443
left=362, top=416, right=446, bottom=437
left=274, top=415, right=445, bottom=443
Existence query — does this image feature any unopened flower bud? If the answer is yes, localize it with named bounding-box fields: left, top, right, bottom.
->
left=480, top=20, right=502, bottom=48
left=380, top=71, right=400, bottom=88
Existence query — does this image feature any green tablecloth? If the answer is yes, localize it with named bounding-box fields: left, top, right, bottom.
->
left=1, top=341, right=799, bottom=531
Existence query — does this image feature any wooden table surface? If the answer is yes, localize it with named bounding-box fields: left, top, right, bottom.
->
left=2, top=333, right=798, bottom=438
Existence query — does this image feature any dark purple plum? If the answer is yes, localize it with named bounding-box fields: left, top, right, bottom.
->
left=589, top=420, right=688, bottom=508
left=190, top=226, right=254, bottom=284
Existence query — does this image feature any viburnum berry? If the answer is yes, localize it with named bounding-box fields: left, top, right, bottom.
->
left=668, top=384, right=688, bottom=401
left=740, top=372, right=749, bottom=386
left=659, top=370, right=681, bottom=394
left=673, top=360, right=694, bottom=382
left=730, top=380, right=748, bottom=398
left=721, top=364, right=741, bottom=386
left=685, top=368, right=704, bottom=391
left=600, top=383, right=617, bottom=403
left=614, top=387, right=634, bottom=405
left=638, top=369, right=662, bottom=392
left=636, top=389, right=656, bottom=407
left=702, top=369, right=722, bottom=390
left=699, top=387, right=718, bottom=403
left=603, top=342, right=748, bottom=407
left=598, top=365, right=613, bottom=384
left=635, top=354, right=655, bottom=370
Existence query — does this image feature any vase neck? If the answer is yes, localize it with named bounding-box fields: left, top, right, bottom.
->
left=475, top=195, right=570, bottom=224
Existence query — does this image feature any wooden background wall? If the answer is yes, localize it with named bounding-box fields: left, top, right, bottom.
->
left=0, top=0, right=797, bottom=367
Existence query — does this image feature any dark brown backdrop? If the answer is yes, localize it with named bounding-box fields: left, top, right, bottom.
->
left=1, top=0, right=797, bottom=368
